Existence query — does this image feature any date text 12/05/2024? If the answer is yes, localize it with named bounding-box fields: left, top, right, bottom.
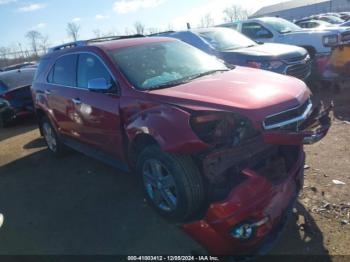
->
left=127, top=256, right=220, bottom=261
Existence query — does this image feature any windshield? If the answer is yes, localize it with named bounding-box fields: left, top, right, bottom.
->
left=262, top=17, right=301, bottom=33
left=320, top=15, right=344, bottom=24
left=197, top=28, right=257, bottom=51
left=109, top=41, right=228, bottom=90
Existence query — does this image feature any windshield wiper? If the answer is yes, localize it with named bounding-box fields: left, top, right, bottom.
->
left=145, top=69, right=230, bottom=90
left=187, top=69, right=230, bottom=80
left=145, top=78, right=193, bottom=90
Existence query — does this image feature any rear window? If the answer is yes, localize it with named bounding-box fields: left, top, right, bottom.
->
left=48, top=54, right=77, bottom=86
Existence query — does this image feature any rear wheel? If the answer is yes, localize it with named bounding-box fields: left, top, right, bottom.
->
left=137, top=146, right=205, bottom=222
left=41, top=117, right=66, bottom=156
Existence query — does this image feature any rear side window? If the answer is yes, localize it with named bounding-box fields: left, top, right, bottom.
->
left=48, top=54, right=77, bottom=86
left=77, top=53, right=112, bottom=89
left=34, top=58, right=50, bottom=81
left=241, top=22, right=273, bottom=39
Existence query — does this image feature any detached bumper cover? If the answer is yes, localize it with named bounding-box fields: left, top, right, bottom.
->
left=182, top=150, right=304, bottom=255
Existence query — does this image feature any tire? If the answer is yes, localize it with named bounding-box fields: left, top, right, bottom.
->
left=41, top=116, right=66, bottom=156
left=136, top=146, right=205, bottom=222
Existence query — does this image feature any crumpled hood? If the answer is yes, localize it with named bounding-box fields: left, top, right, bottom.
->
left=221, top=43, right=307, bottom=61
left=149, top=66, right=311, bottom=122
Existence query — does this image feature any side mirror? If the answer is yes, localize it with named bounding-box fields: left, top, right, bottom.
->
left=87, top=78, right=111, bottom=91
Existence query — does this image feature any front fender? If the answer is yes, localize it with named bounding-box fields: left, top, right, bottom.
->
left=125, top=105, right=208, bottom=154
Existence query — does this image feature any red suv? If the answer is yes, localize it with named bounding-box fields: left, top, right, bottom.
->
left=31, top=36, right=331, bottom=255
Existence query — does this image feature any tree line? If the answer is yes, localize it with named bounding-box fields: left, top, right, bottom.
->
left=0, top=4, right=249, bottom=68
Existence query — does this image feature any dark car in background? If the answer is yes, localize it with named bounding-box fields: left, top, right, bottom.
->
left=295, top=19, right=334, bottom=29
left=311, top=14, right=345, bottom=24
left=157, top=28, right=311, bottom=81
left=0, top=68, right=36, bottom=127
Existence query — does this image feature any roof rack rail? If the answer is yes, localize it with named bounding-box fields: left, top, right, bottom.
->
left=47, top=34, right=145, bottom=53
left=148, top=31, right=175, bottom=36
left=87, top=34, right=145, bottom=43
left=48, top=41, right=87, bottom=53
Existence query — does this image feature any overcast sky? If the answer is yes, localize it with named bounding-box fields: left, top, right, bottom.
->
left=0, top=0, right=289, bottom=50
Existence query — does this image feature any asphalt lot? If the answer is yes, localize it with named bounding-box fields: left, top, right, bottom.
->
left=0, top=87, right=349, bottom=257
left=0, top=119, right=204, bottom=255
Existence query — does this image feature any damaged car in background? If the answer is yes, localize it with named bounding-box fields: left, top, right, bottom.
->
left=0, top=67, right=36, bottom=127
left=31, top=36, right=332, bottom=255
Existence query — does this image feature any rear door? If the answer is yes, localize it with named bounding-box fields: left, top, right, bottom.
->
left=46, top=54, right=79, bottom=137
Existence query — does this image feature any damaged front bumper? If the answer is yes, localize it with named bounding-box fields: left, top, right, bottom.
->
left=181, top=100, right=331, bottom=256
left=182, top=148, right=304, bottom=255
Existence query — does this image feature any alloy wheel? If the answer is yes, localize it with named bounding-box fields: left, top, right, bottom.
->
left=43, top=122, right=57, bottom=152
left=142, top=159, right=178, bottom=212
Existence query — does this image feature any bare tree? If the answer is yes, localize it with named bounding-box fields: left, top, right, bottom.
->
left=147, top=28, right=160, bottom=35
left=134, top=21, right=145, bottom=35
left=93, top=29, right=102, bottom=38
left=66, top=22, right=80, bottom=41
left=0, top=47, right=8, bottom=60
left=18, top=43, right=25, bottom=58
left=40, top=35, right=50, bottom=54
left=124, top=27, right=132, bottom=35
left=25, top=30, right=43, bottom=57
left=223, top=5, right=249, bottom=22
left=199, top=13, right=214, bottom=28
left=167, top=23, right=174, bottom=31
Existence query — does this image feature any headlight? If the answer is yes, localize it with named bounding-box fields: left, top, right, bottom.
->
left=230, top=217, right=269, bottom=240
left=190, top=112, right=259, bottom=145
left=247, top=60, right=284, bottom=70
left=323, top=34, right=339, bottom=47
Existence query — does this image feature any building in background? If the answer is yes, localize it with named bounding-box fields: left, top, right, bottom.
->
left=250, top=0, right=350, bottom=20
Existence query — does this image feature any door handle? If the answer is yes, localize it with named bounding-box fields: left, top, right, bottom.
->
left=44, top=89, right=51, bottom=95
left=72, top=98, right=82, bottom=105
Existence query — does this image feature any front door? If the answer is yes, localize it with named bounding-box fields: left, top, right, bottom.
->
left=71, top=52, right=124, bottom=160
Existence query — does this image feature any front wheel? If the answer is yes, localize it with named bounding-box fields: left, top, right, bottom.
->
left=136, top=146, right=205, bottom=222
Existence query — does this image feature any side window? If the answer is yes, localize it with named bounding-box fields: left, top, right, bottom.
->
left=77, top=53, right=113, bottom=89
left=241, top=22, right=273, bottom=39
left=34, top=58, right=50, bottom=81
left=48, top=54, right=77, bottom=86
left=47, top=66, right=54, bottom=83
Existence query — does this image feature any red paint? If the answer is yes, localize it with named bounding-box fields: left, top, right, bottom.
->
left=182, top=150, right=305, bottom=255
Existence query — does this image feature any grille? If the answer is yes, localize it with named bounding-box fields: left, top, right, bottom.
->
left=263, top=99, right=312, bottom=130
left=286, top=61, right=311, bottom=80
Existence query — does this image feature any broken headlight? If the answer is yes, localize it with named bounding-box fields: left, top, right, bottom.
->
left=190, top=112, right=259, bottom=146
left=323, top=34, right=339, bottom=47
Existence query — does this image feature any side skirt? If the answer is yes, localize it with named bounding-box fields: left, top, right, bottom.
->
left=61, top=136, right=130, bottom=173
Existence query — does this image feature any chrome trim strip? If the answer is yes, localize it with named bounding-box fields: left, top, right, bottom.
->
left=263, top=99, right=313, bottom=130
